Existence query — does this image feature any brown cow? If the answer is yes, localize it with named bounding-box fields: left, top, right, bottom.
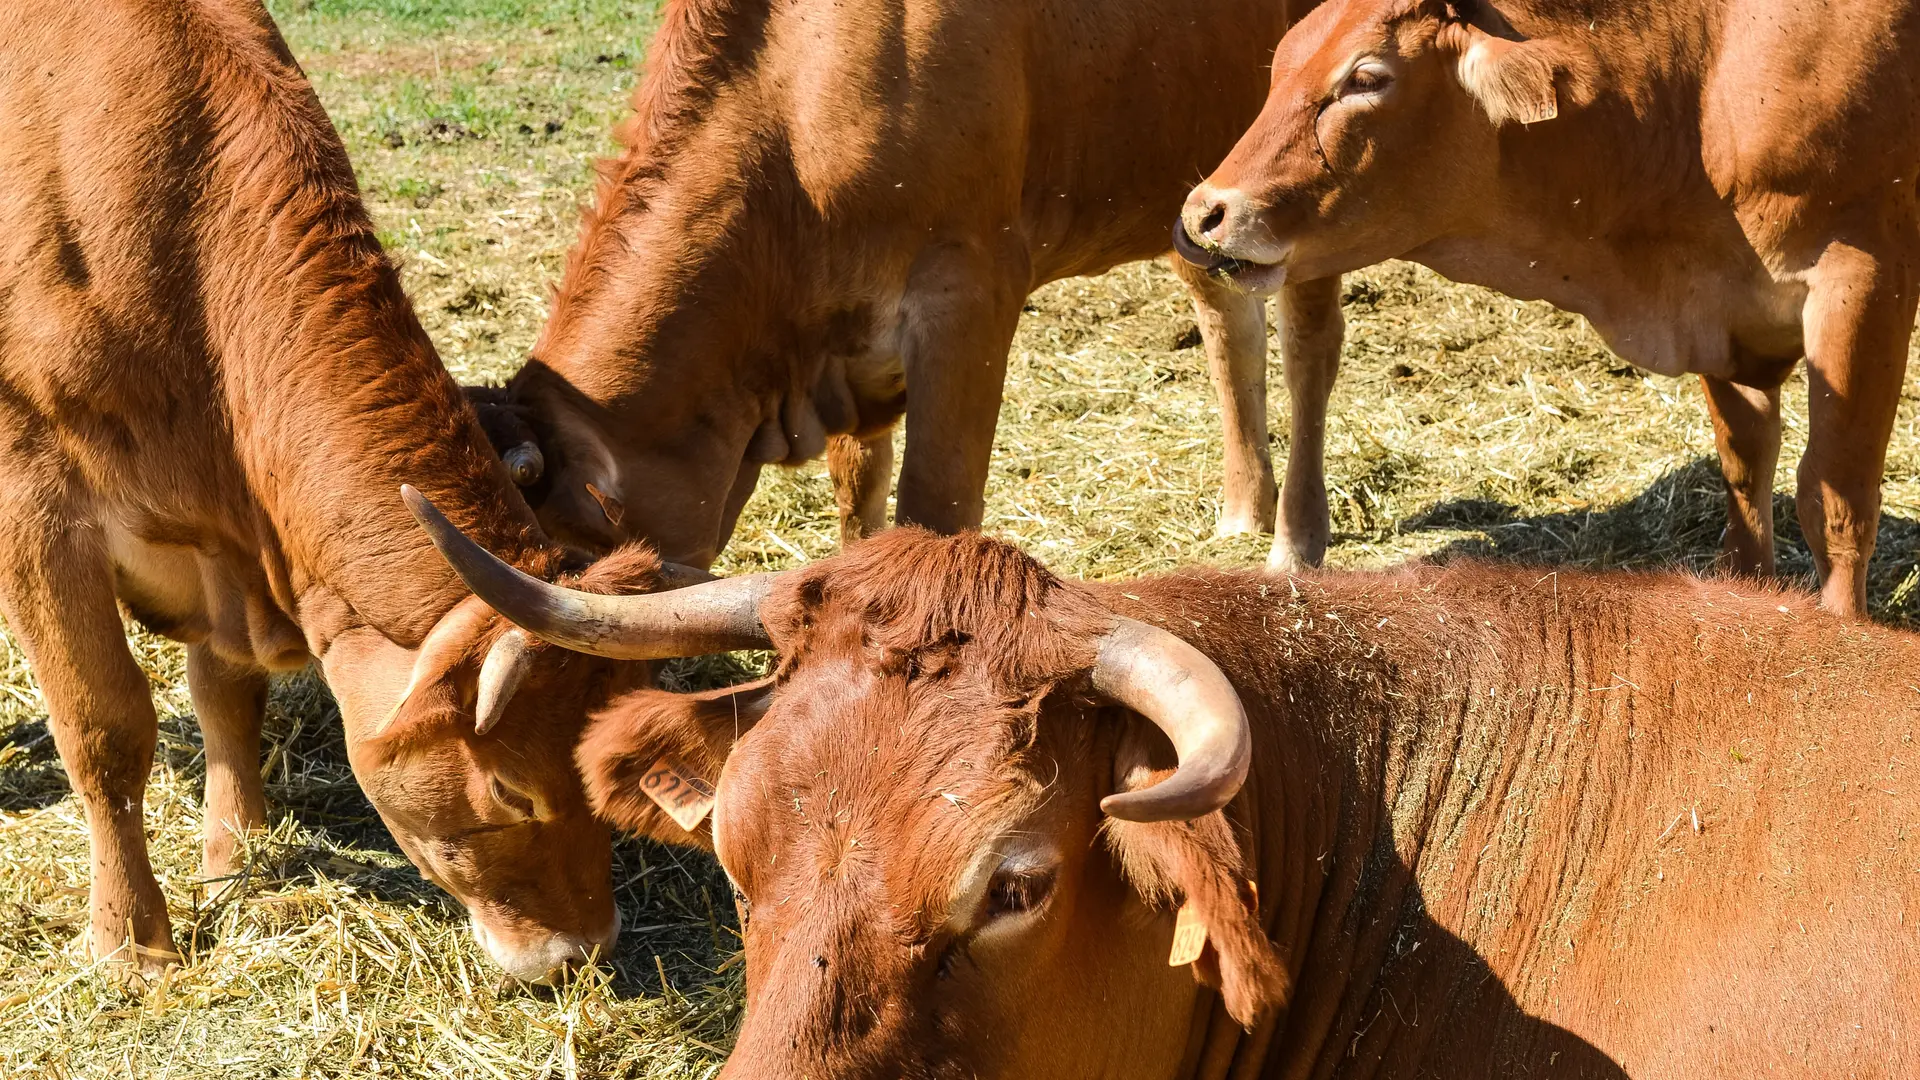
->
left=0, top=0, right=672, bottom=980
left=496, top=0, right=1348, bottom=570
left=413, top=517, right=1919, bottom=1079
left=1177, top=0, right=1920, bottom=617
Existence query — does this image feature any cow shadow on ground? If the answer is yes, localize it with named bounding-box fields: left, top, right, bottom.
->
left=1396, top=456, right=1920, bottom=626
left=0, top=719, right=68, bottom=814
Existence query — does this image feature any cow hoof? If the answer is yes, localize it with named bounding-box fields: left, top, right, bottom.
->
left=75, top=928, right=182, bottom=986
left=1215, top=513, right=1272, bottom=539
left=1265, top=537, right=1324, bottom=573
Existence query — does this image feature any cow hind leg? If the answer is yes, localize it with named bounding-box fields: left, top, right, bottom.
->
left=1797, top=242, right=1917, bottom=618
left=1700, top=374, right=1783, bottom=578
left=1270, top=275, right=1345, bottom=571
left=826, top=431, right=895, bottom=547
left=1173, top=256, right=1276, bottom=537
left=188, top=644, right=268, bottom=888
left=0, top=500, right=175, bottom=974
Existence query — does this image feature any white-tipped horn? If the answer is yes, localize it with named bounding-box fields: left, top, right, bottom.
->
left=402, top=486, right=776, bottom=659
left=1091, top=616, right=1252, bottom=823
left=474, top=629, right=535, bottom=735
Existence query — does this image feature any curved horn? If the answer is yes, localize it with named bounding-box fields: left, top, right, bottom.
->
left=655, top=561, right=717, bottom=589
left=401, top=486, right=775, bottom=659
left=502, top=442, right=545, bottom=487
left=474, top=629, right=534, bottom=735
left=1091, top=616, right=1252, bottom=823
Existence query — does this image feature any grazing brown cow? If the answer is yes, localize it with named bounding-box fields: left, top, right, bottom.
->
left=0, top=0, right=671, bottom=980
left=1177, top=0, right=1920, bottom=617
left=410, top=515, right=1919, bottom=1079
left=495, top=0, right=1348, bottom=570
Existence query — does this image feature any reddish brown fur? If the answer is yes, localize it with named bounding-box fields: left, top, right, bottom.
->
left=501, top=0, right=1347, bottom=569
left=582, top=529, right=1920, bottom=1078
left=0, top=0, right=657, bottom=980
left=1183, top=0, right=1920, bottom=613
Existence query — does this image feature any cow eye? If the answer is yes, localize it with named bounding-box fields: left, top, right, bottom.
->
left=985, top=868, right=1055, bottom=919
left=1341, top=63, right=1394, bottom=97
left=488, top=777, right=538, bottom=820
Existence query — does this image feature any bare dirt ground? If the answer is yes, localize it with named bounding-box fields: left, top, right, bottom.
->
left=3, top=1, right=1917, bottom=1076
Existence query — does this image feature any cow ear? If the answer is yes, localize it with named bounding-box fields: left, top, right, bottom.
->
left=1103, top=725, right=1288, bottom=1031
left=576, top=678, right=774, bottom=850
left=1452, top=30, right=1559, bottom=126
left=354, top=600, right=493, bottom=743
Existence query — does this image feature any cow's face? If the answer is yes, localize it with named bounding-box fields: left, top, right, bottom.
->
left=708, top=676, right=1201, bottom=1079
left=571, top=532, right=1290, bottom=1078
left=326, top=597, right=642, bottom=982
left=1177, top=0, right=1564, bottom=292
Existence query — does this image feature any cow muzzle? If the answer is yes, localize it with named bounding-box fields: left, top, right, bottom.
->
left=470, top=909, right=620, bottom=983
left=1174, top=187, right=1292, bottom=294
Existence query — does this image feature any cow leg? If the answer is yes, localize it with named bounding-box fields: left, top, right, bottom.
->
left=1700, top=375, right=1782, bottom=578
left=893, top=243, right=1026, bottom=532
left=188, top=644, right=268, bottom=887
left=1270, top=276, right=1346, bottom=571
left=826, top=430, right=895, bottom=546
left=1173, top=257, right=1276, bottom=537
left=1797, top=244, right=1917, bottom=618
left=0, top=496, right=175, bottom=973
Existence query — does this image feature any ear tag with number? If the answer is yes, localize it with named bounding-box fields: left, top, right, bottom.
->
left=642, top=756, right=716, bottom=832
left=1168, top=902, right=1208, bottom=967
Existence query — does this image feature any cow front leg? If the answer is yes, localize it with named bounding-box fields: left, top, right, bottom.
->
left=0, top=490, right=175, bottom=974
left=1270, top=275, right=1345, bottom=571
left=894, top=242, right=1027, bottom=533
left=188, top=644, right=268, bottom=888
left=826, top=430, right=895, bottom=546
left=1701, top=375, right=1783, bottom=578
left=1173, top=257, right=1276, bottom=537
left=1798, top=243, right=1917, bottom=618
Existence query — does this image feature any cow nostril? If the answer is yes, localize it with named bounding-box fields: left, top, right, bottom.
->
left=1199, top=201, right=1227, bottom=238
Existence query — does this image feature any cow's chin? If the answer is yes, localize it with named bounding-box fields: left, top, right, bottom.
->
left=1217, top=258, right=1290, bottom=296
left=469, top=911, right=620, bottom=984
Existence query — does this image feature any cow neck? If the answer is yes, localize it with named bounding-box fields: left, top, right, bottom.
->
left=1257, top=603, right=1486, bottom=1080
left=1096, top=569, right=1513, bottom=1079
left=1188, top=568, right=1618, bottom=1079
left=188, top=50, right=552, bottom=651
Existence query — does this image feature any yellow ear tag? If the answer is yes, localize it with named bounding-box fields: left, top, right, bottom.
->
left=1168, top=903, right=1208, bottom=967
left=1518, top=96, right=1558, bottom=125
left=642, top=756, right=717, bottom=832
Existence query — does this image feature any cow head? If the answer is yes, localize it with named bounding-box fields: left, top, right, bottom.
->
left=322, top=495, right=704, bottom=982
left=1175, top=0, right=1569, bottom=292
left=408, top=518, right=1290, bottom=1077
left=494, top=353, right=777, bottom=570
left=473, top=0, right=905, bottom=569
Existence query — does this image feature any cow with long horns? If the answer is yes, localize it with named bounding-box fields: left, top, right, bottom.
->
left=0, top=0, right=689, bottom=981
left=411, top=500, right=1920, bottom=1079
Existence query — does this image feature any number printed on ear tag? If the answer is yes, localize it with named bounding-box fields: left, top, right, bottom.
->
left=641, top=756, right=716, bottom=832
left=1168, top=903, right=1208, bottom=967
